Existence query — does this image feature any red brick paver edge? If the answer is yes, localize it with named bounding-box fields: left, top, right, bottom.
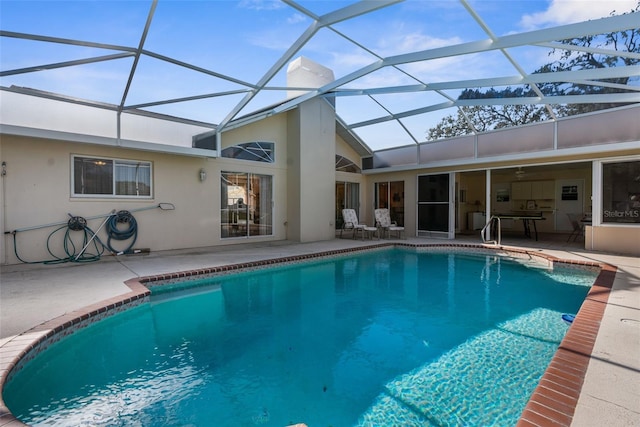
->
left=517, top=263, right=617, bottom=427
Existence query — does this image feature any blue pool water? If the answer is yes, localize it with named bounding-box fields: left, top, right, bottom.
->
left=4, top=249, right=597, bottom=426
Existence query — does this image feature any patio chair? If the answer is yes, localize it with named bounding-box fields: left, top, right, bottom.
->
left=374, top=208, right=405, bottom=239
left=341, top=209, right=368, bottom=239
left=566, top=213, right=584, bottom=242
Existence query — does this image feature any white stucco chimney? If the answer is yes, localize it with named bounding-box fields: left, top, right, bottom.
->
left=286, top=56, right=335, bottom=99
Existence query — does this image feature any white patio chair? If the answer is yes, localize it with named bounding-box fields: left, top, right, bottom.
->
left=374, top=208, right=405, bottom=239
left=341, top=209, right=366, bottom=239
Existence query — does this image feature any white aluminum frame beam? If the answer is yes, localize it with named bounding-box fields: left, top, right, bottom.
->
left=1, top=0, right=638, bottom=151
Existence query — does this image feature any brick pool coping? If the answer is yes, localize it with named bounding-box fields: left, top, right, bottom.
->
left=516, top=262, right=616, bottom=427
left=0, top=243, right=615, bottom=426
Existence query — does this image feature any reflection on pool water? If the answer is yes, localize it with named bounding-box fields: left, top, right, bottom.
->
left=4, top=249, right=598, bottom=426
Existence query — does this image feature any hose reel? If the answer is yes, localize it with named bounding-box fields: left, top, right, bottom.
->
left=67, top=216, right=87, bottom=231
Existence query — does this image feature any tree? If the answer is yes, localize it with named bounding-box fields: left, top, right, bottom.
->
left=538, top=4, right=639, bottom=116
left=426, top=3, right=640, bottom=140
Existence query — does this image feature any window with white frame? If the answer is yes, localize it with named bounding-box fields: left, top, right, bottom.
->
left=72, top=155, right=152, bottom=197
left=602, top=160, right=640, bottom=224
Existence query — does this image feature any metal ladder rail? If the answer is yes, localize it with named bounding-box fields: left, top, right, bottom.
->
left=481, top=215, right=501, bottom=245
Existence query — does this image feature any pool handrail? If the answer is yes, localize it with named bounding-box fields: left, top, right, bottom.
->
left=481, top=215, right=501, bottom=245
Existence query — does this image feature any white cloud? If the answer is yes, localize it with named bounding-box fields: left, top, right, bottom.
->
left=322, top=47, right=381, bottom=80
left=376, top=27, right=463, bottom=57
left=237, top=0, right=284, bottom=12
left=520, top=0, right=638, bottom=30
left=287, top=13, right=307, bottom=25
left=318, top=29, right=465, bottom=88
left=246, top=32, right=287, bottom=50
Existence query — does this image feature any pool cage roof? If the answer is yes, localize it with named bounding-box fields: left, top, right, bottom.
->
left=1, top=0, right=639, bottom=152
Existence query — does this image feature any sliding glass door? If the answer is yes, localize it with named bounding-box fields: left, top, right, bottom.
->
left=336, top=182, right=360, bottom=229
left=417, top=173, right=453, bottom=238
left=375, top=181, right=404, bottom=226
left=221, top=172, right=273, bottom=238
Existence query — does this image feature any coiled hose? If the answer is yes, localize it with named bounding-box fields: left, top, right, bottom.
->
left=13, top=215, right=107, bottom=264
left=105, top=210, right=138, bottom=254
left=12, top=211, right=138, bottom=264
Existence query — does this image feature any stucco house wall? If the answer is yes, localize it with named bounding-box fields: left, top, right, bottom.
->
left=0, top=79, right=356, bottom=265
left=0, top=134, right=294, bottom=265
left=1, top=91, right=639, bottom=263
left=286, top=98, right=336, bottom=242
left=335, top=134, right=368, bottom=224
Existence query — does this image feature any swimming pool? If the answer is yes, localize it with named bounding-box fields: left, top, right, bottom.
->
left=3, top=247, right=599, bottom=426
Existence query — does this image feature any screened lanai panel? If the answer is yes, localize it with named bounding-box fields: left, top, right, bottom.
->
left=124, top=55, right=251, bottom=105
left=2, top=0, right=639, bottom=155
left=352, top=121, right=416, bottom=151
left=296, top=27, right=381, bottom=83
left=371, top=146, right=417, bottom=169
left=0, top=56, right=135, bottom=106
left=143, top=1, right=301, bottom=84
left=419, top=135, right=475, bottom=164
left=0, top=1, right=149, bottom=45
left=0, top=90, right=214, bottom=148
left=120, top=113, right=213, bottom=148
left=477, top=122, right=554, bottom=158
left=342, top=67, right=422, bottom=91
left=137, top=94, right=249, bottom=127
left=335, top=96, right=394, bottom=126
left=557, top=106, right=640, bottom=149
left=401, top=110, right=453, bottom=142
left=1, top=91, right=118, bottom=138
left=361, top=92, right=453, bottom=143
left=399, top=50, right=515, bottom=85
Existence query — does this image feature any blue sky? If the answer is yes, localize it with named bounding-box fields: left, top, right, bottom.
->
left=1, top=0, right=638, bottom=149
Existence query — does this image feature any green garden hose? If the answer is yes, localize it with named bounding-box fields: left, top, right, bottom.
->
left=105, top=210, right=138, bottom=254
left=12, top=216, right=107, bottom=264
left=11, top=211, right=139, bottom=264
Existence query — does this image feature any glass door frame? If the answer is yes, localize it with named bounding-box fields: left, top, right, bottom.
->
left=221, top=171, right=273, bottom=239
left=374, top=181, right=405, bottom=227
left=335, top=181, right=360, bottom=230
left=416, top=172, right=455, bottom=239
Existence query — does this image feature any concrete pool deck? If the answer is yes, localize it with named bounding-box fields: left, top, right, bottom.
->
left=1, top=237, right=639, bottom=426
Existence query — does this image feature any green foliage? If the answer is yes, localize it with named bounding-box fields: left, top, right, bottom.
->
left=427, top=104, right=552, bottom=141
left=426, top=3, right=640, bottom=141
